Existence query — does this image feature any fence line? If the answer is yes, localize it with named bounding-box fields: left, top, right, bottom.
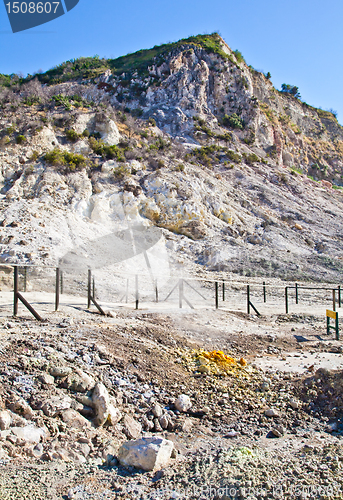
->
left=1, top=265, right=342, bottom=322
left=3, top=264, right=343, bottom=290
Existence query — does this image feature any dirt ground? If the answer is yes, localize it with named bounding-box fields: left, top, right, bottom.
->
left=0, top=289, right=342, bottom=499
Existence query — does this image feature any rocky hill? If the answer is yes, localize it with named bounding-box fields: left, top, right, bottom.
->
left=1, top=33, right=343, bottom=282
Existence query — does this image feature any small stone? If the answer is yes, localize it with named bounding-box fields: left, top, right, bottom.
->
left=153, top=418, right=163, bottom=432
left=31, top=443, right=43, bottom=458
left=289, top=399, right=300, bottom=409
left=123, top=415, right=142, bottom=440
left=60, top=409, right=91, bottom=429
left=181, top=418, right=193, bottom=433
left=151, top=404, right=163, bottom=418
left=198, top=365, right=211, bottom=374
left=271, top=426, right=284, bottom=438
left=224, top=430, right=238, bottom=438
left=0, top=411, right=12, bottom=431
left=175, top=395, right=192, bottom=412
left=62, top=369, right=95, bottom=393
left=92, top=383, right=110, bottom=426
left=118, top=436, right=174, bottom=471
left=327, top=422, right=338, bottom=432
left=42, top=395, right=72, bottom=417
left=265, top=408, right=279, bottom=417
left=159, top=414, right=169, bottom=430
left=78, top=443, right=91, bottom=457
left=67, top=488, right=76, bottom=499
left=102, top=442, right=117, bottom=464
left=142, top=415, right=154, bottom=431
left=107, top=404, right=122, bottom=425
left=9, top=399, right=34, bottom=419
left=38, top=373, right=55, bottom=385
left=49, top=366, right=72, bottom=377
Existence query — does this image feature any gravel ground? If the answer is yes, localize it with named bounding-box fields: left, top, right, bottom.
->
left=0, top=295, right=342, bottom=499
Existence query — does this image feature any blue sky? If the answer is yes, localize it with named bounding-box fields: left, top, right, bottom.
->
left=1, top=0, right=343, bottom=122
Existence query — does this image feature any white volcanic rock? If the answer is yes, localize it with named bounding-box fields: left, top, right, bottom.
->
left=118, top=436, right=174, bottom=471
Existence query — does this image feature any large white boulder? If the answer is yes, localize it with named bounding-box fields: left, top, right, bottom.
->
left=95, top=119, right=120, bottom=145
left=11, top=425, right=46, bottom=444
left=118, top=436, right=174, bottom=471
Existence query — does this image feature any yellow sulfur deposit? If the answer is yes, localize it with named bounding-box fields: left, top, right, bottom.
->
left=193, top=350, right=248, bottom=376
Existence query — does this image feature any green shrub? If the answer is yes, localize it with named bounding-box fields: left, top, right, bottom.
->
left=89, top=137, right=128, bottom=161
left=233, top=50, right=245, bottom=64
left=23, top=165, right=34, bottom=176
left=44, top=148, right=87, bottom=170
left=131, top=108, right=143, bottom=117
left=16, top=135, right=26, bottom=144
left=65, top=129, right=80, bottom=142
left=82, top=129, right=90, bottom=137
left=149, top=117, right=156, bottom=126
left=216, top=132, right=232, bottom=142
left=290, top=166, right=303, bottom=175
left=113, top=165, right=131, bottom=179
left=223, top=113, right=244, bottom=130
left=227, top=150, right=243, bottom=163
left=30, top=150, right=40, bottom=162
left=190, top=145, right=241, bottom=167
left=51, top=94, right=72, bottom=110
left=51, top=94, right=92, bottom=110
left=23, top=96, right=41, bottom=106
left=280, top=84, right=301, bottom=99
left=34, top=56, right=110, bottom=85
left=243, top=153, right=260, bottom=165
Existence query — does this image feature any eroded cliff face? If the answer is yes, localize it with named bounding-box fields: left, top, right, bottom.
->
left=98, top=36, right=343, bottom=180
left=1, top=34, right=343, bottom=281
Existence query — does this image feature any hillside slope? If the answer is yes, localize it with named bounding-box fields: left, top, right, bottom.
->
left=1, top=34, right=343, bottom=282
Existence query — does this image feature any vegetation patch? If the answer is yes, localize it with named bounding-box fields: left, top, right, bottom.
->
left=16, top=134, right=26, bottom=144
left=35, top=56, right=110, bottom=85
left=259, top=103, right=277, bottom=124
left=89, top=137, right=129, bottom=161
left=222, top=113, right=244, bottom=130
left=148, top=137, right=171, bottom=151
left=44, top=148, right=89, bottom=171
left=186, top=145, right=242, bottom=167
left=65, top=129, right=80, bottom=142
left=107, top=33, right=239, bottom=78
left=280, top=83, right=301, bottom=99
left=51, top=94, right=93, bottom=110
left=243, top=153, right=263, bottom=165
